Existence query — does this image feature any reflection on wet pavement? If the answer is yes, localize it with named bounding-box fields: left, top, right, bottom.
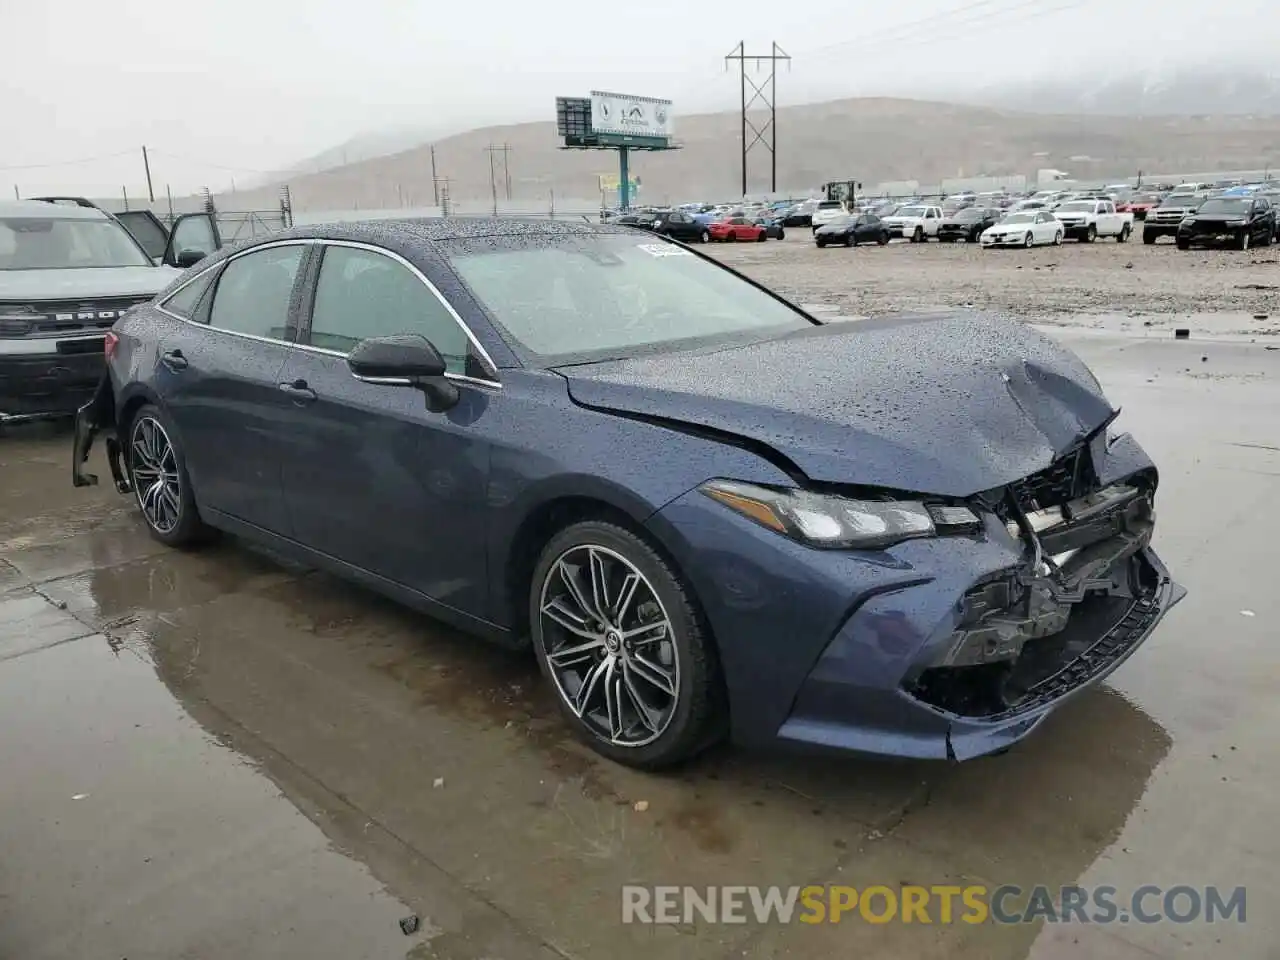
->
left=1, top=331, right=1277, bottom=958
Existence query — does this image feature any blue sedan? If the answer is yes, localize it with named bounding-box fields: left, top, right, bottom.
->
left=72, top=219, right=1184, bottom=768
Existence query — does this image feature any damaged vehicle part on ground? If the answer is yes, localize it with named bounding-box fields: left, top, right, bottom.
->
left=71, top=219, right=1184, bottom=769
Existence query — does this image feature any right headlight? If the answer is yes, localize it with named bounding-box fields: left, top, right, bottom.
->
left=701, top=480, right=980, bottom=550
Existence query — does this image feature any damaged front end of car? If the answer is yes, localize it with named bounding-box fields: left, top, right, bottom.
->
left=905, top=435, right=1185, bottom=736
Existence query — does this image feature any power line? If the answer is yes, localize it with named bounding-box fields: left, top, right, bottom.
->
left=802, top=0, right=1096, bottom=59
left=0, top=149, right=135, bottom=171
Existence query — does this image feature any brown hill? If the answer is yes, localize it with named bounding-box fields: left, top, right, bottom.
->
left=223, top=97, right=1280, bottom=211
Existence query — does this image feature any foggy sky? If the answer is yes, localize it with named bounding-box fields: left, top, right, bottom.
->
left=2, top=0, right=1275, bottom=196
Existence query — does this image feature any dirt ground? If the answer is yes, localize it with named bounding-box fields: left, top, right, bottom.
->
left=2, top=248, right=1278, bottom=959
left=709, top=231, right=1280, bottom=334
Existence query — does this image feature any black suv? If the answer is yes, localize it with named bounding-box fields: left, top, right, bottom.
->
left=1176, top=196, right=1275, bottom=250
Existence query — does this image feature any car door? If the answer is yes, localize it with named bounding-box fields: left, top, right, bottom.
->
left=855, top=214, right=877, bottom=240
left=276, top=241, right=497, bottom=617
left=156, top=241, right=309, bottom=533
left=1031, top=212, right=1052, bottom=243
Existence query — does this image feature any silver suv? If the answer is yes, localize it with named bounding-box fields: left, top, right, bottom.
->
left=0, top=200, right=219, bottom=422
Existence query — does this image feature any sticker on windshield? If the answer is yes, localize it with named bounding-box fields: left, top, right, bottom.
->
left=636, top=243, right=693, bottom=257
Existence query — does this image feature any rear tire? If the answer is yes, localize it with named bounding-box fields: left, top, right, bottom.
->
left=1117, top=224, right=1131, bottom=243
left=878, top=231, right=889, bottom=245
left=756, top=231, right=766, bottom=242
left=529, top=520, right=725, bottom=769
left=699, top=229, right=710, bottom=244
left=844, top=234, right=855, bottom=247
left=125, top=403, right=211, bottom=548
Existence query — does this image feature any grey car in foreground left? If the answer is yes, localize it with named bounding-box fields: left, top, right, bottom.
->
left=73, top=218, right=1185, bottom=769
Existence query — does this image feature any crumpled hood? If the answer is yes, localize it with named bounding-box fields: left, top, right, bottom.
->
left=0, top=265, right=180, bottom=301
left=560, top=313, right=1116, bottom=497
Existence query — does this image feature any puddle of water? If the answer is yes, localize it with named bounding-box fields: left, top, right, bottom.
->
left=0, top=636, right=419, bottom=960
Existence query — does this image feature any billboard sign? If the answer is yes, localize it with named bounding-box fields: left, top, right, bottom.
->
left=590, top=91, right=673, bottom=141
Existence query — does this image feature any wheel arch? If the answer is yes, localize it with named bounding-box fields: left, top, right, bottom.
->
left=502, top=484, right=694, bottom=648
left=115, top=382, right=164, bottom=440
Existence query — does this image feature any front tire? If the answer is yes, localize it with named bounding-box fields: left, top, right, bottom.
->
left=125, top=403, right=210, bottom=548
left=530, top=521, right=724, bottom=769
left=1054, top=230, right=1063, bottom=246
left=1024, top=232, right=1034, bottom=248
left=911, top=226, right=924, bottom=243
left=1239, top=230, right=1251, bottom=251
left=878, top=231, right=890, bottom=245
left=845, top=234, right=855, bottom=247
left=1083, top=224, right=1097, bottom=243
left=1143, top=231, right=1157, bottom=245
left=699, top=229, right=710, bottom=244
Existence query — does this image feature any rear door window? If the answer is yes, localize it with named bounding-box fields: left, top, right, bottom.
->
left=208, top=244, right=305, bottom=341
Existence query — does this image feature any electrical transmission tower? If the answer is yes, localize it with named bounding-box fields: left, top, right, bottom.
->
left=724, top=42, right=791, bottom=197
left=484, top=143, right=513, bottom=212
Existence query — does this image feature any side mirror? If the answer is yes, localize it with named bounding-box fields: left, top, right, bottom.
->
left=347, top=334, right=459, bottom=411
left=176, top=249, right=207, bottom=268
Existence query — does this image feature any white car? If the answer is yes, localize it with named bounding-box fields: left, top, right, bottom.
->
left=810, top=201, right=847, bottom=231
left=980, top=211, right=1064, bottom=248
left=880, top=204, right=943, bottom=242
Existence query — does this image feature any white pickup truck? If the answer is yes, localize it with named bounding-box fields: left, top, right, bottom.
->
left=1051, top=198, right=1134, bottom=242
left=881, top=204, right=944, bottom=242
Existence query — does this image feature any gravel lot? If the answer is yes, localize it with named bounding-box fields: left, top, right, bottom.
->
left=708, top=232, right=1280, bottom=334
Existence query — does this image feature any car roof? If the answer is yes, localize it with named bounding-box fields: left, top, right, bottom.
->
left=0, top=199, right=112, bottom=220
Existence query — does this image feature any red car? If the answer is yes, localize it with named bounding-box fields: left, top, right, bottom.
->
left=708, top=216, right=767, bottom=242
left=1117, top=193, right=1161, bottom=220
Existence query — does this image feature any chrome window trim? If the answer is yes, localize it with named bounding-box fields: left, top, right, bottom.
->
left=155, top=238, right=312, bottom=328
left=153, top=237, right=503, bottom=390
left=310, top=239, right=501, bottom=384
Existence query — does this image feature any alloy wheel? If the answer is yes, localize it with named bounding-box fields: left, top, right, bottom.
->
left=130, top=416, right=182, bottom=534
left=538, top=544, right=679, bottom=748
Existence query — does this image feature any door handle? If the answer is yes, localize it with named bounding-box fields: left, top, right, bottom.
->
left=160, top=349, right=188, bottom=371
left=278, top=379, right=316, bottom=403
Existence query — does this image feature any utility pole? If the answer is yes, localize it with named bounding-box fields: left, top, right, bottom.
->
left=502, top=143, right=512, bottom=200
left=430, top=145, right=439, bottom=205
left=141, top=145, right=155, bottom=202
left=485, top=146, right=498, bottom=214
left=725, top=41, right=791, bottom=197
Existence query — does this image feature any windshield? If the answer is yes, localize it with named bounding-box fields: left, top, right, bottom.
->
left=446, top=234, right=814, bottom=365
left=1196, top=198, right=1251, bottom=215
left=1059, top=201, right=1097, bottom=212
left=825, top=216, right=855, bottom=227
left=895, top=206, right=926, bottom=217
left=952, top=208, right=985, bottom=221
left=817, top=201, right=842, bottom=210
left=0, top=215, right=151, bottom=270
left=1000, top=213, right=1036, bottom=224
left=1160, top=195, right=1199, bottom=208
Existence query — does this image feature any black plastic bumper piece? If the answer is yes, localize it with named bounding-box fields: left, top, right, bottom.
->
left=72, top=374, right=128, bottom=492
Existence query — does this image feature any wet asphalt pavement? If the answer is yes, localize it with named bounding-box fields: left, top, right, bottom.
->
left=2, top=324, right=1278, bottom=958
